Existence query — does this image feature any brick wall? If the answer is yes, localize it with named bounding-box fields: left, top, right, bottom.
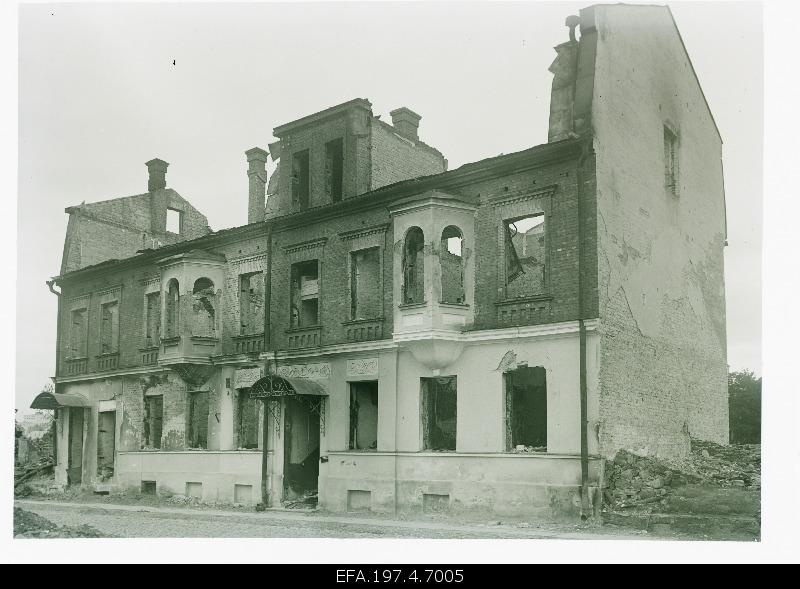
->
left=369, top=120, right=446, bottom=190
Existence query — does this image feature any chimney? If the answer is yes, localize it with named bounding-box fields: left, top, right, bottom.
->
left=245, top=147, right=269, bottom=224
left=547, top=16, right=581, bottom=142
left=146, top=158, right=169, bottom=192
left=389, top=107, right=422, bottom=141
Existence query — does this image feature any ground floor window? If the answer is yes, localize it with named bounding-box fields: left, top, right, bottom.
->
left=421, top=376, right=457, bottom=451
left=144, top=395, right=163, bottom=449
left=349, top=381, right=378, bottom=450
left=505, top=366, right=547, bottom=451
left=237, top=390, right=260, bottom=450
left=187, top=391, right=209, bottom=449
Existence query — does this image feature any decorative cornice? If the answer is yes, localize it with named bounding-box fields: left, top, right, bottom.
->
left=95, top=285, right=122, bottom=299
left=139, top=276, right=161, bottom=287
left=229, top=252, right=269, bottom=265
left=66, top=293, right=91, bottom=308
left=490, top=185, right=557, bottom=208
left=282, top=237, right=328, bottom=255
left=338, top=224, right=388, bottom=241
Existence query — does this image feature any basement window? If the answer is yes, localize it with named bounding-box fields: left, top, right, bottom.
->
left=166, top=208, right=182, bottom=234
left=440, top=225, right=465, bottom=304
left=68, top=308, right=88, bottom=358
left=145, top=292, right=161, bottom=347
left=292, top=149, right=310, bottom=210
left=239, top=271, right=265, bottom=335
left=187, top=391, right=209, bottom=449
left=351, top=247, right=381, bottom=320
left=100, top=301, right=119, bottom=354
left=664, top=125, right=679, bottom=196
left=421, top=376, right=457, bottom=451
left=144, top=395, right=163, bottom=449
left=290, top=260, right=319, bottom=328
left=237, top=390, right=260, bottom=450
left=402, top=227, right=425, bottom=304
left=505, top=366, right=547, bottom=452
left=349, top=381, right=379, bottom=450
left=504, top=214, right=545, bottom=298
left=325, top=137, right=344, bottom=203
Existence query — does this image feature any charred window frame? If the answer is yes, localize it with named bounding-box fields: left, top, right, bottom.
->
left=503, top=214, right=546, bottom=299
left=439, top=226, right=465, bottom=304
left=421, top=376, right=457, bottom=451
left=68, top=307, right=88, bottom=358
left=144, top=395, right=163, bottom=449
left=350, top=247, right=382, bottom=320
left=349, top=381, right=379, bottom=451
left=239, top=271, right=265, bottom=335
left=325, top=137, right=344, bottom=203
left=186, top=390, right=209, bottom=449
left=291, top=149, right=310, bottom=209
left=504, top=366, right=547, bottom=452
left=144, top=291, right=161, bottom=347
left=290, top=260, right=320, bottom=328
left=237, top=390, right=260, bottom=450
left=402, top=227, right=425, bottom=304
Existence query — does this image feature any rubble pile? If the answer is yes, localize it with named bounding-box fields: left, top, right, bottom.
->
left=13, top=507, right=112, bottom=538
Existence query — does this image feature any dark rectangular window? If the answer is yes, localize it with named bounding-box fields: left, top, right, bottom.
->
left=350, top=247, right=381, bottom=319
left=504, top=214, right=546, bottom=298
left=69, top=308, right=88, bottom=358
left=325, top=138, right=344, bottom=202
left=237, top=391, right=260, bottom=450
left=291, top=149, right=310, bottom=209
left=505, top=366, right=547, bottom=451
left=187, top=391, right=209, bottom=449
left=100, top=301, right=119, bottom=354
left=664, top=125, right=679, bottom=195
left=421, top=376, right=457, bottom=451
left=290, top=260, right=319, bottom=328
left=145, top=292, right=161, bottom=347
left=144, top=395, right=163, bottom=449
left=349, top=381, right=379, bottom=450
left=239, top=271, right=265, bottom=335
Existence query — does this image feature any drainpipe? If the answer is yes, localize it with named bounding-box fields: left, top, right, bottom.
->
left=576, top=138, right=591, bottom=520
left=47, top=279, right=62, bottom=475
left=260, top=225, right=273, bottom=508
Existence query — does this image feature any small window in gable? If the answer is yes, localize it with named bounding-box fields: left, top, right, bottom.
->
left=166, top=208, right=182, bottom=234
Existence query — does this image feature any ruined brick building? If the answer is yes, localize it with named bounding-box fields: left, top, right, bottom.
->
left=33, top=4, right=728, bottom=517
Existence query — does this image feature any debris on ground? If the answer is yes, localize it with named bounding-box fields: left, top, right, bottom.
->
left=283, top=490, right=318, bottom=509
left=13, top=507, right=114, bottom=538
left=14, top=460, right=54, bottom=493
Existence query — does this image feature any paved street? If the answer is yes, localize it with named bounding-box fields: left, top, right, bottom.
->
left=15, top=499, right=646, bottom=540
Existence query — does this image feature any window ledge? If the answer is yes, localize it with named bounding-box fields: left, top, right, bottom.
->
left=285, top=325, right=321, bottom=334
left=96, top=351, right=119, bottom=358
left=342, top=317, right=384, bottom=326
left=161, top=336, right=181, bottom=345
left=139, top=345, right=160, bottom=352
left=495, top=294, right=553, bottom=306
left=438, top=302, right=469, bottom=309
left=232, top=333, right=264, bottom=340
left=398, top=302, right=427, bottom=310
left=64, top=356, right=89, bottom=362
left=189, top=335, right=219, bottom=343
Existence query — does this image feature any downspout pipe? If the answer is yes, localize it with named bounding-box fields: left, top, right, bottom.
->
left=260, top=225, right=273, bottom=509
left=576, top=138, right=591, bottom=520
left=46, top=279, right=62, bottom=469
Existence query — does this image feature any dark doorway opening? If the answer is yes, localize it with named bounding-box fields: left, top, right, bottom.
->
left=67, top=408, right=84, bottom=485
left=349, top=381, right=378, bottom=450
left=505, top=366, right=547, bottom=451
left=283, top=397, right=320, bottom=506
left=96, top=410, right=116, bottom=481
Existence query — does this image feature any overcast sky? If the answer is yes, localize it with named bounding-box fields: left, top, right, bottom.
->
left=15, top=1, right=762, bottom=411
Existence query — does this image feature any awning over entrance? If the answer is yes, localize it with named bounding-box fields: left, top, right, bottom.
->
left=249, top=375, right=328, bottom=400
left=30, top=391, right=90, bottom=410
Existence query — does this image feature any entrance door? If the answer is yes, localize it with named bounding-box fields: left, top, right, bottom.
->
left=282, top=397, right=320, bottom=504
left=67, top=408, right=84, bottom=485
left=97, top=410, right=116, bottom=480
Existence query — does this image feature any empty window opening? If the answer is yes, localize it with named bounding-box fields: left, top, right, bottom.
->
left=403, top=227, right=425, bottom=304
left=440, top=226, right=465, bottom=304
left=239, top=271, right=265, bottom=335
left=349, top=381, right=379, bottom=450
left=69, top=308, right=88, bottom=358
left=145, top=292, right=161, bottom=347
left=141, top=480, right=157, bottom=495
left=165, top=279, right=180, bottom=338
left=96, top=410, right=116, bottom=481
left=351, top=247, right=381, bottom=320
left=290, top=260, right=319, bottom=328
left=347, top=489, right=372, bottom=512
left=325, top=137, right=344, bottom=203
left=100, top=301, right=119, bottom=354
left=505, top=366, right=547, bottom=452
left=191, top=278, right=216, bottom=337
left=237, top=390, right=260, bottom=450
left=187, top=391, right=209, bottom=449
left=144, top=395, right=163, bottom=449
left=166, top=208, right=182, bottom=234
left=421, top=376, right=457, bottom=451
left=664, top=125, right=679, bottom=195
left=291, top=149, right=310, bottom=209
left=504, top=214, right=545, bottom=298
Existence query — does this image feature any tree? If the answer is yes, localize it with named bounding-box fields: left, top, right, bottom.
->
left=728, top=369, right=761, bottom=444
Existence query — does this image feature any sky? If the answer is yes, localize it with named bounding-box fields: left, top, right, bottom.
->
left=15, top=1, right=763, bottom=411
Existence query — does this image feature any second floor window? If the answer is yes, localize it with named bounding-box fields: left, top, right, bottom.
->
left=100, top=301, right=119, bottom=354
left=290, top=260, right=319, bottom=328
left=440, top=226, right=464, bottom=304
left=145, top=292, right=161, bottom=347
left=504, top=214, right=545, bottom=299
left=402, top=227, right=425, bottom=304
left=165, top=279, right=180, bottom=338
left=291, top=149, right=310, bottom=209
left=69, top=308, right=88, bottom=358
left=191, top=278, right=216, bottom=338
left=239, top=271, right=265, bottom=335
left=350, top=247, right=381, bottom=320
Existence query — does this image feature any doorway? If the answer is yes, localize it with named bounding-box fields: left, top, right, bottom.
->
left=67, top=408, right=84, bottom=485
left=96, top=410, right=116, bottom=481
left=282, top=397, right=320, bottom=505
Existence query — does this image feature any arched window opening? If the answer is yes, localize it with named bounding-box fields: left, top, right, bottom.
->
left=439, top=226, right=464, bottom=304
left=192, top=278, right=216, bottom=337
left=165, top=279, right=180, bottom=339
left=402, top=227, right=425, bottom=304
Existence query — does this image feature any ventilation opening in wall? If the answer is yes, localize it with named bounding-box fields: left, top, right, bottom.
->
left=185, top=481, right=203, bottom=500
left=234, top=484, right=254, bottom=505
left=141, top=481, right=157, bottom=495
left=422, top=493, right=450, bottom=514
left=347, top=490, right=372, bottom=513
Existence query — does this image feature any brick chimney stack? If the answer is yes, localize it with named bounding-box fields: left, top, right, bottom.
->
left=246, top=147, right=269, bottom=224
left=146, top=158, right=169, bottom=192
left=390, top=107, right=422, bottom=141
